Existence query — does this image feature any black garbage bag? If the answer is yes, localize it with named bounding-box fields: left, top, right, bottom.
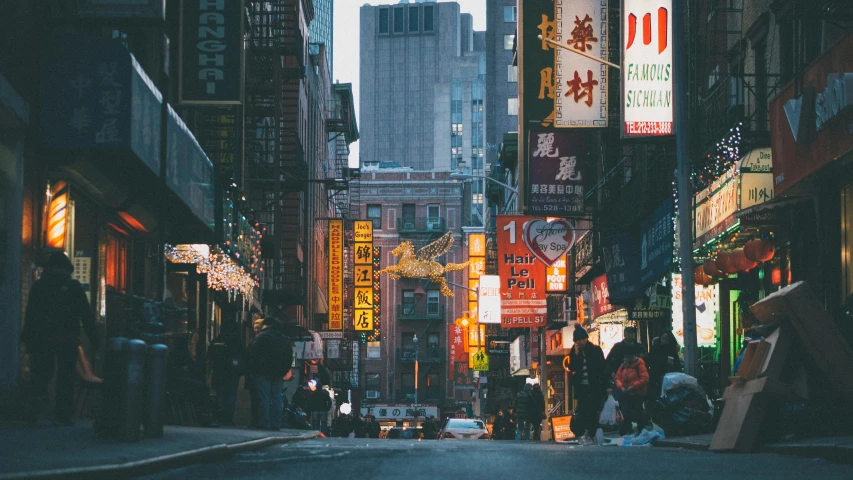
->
left=650, top=385, right=713, bottom=436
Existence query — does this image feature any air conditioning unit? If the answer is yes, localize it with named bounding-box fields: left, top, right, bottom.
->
left=366, top=390, right=380, bottom=399
left=427, top=220, right=440, bottom=229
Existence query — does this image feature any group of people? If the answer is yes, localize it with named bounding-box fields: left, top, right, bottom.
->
left=490, top=383, right=546, bottom=440
left=567, top=324, right=682, bottom=444
left=331, top=412, right=381, bottom=438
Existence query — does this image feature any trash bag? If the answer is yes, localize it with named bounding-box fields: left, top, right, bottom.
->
left=660, top=372, right=698, bottom=398
left=599, top=394, right=622, bottom=426
left=650, top=385, right=713, bottom=437
left=619, top=428, right=664, bottom=446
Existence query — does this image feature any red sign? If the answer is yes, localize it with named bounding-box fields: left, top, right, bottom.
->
left=771, top=33, right=853, bottom=196
left=497, top=216, right=548, bottom=328
left=448, top=324, right=468, bottom=378
left=590, top=274, right=615, bottom=319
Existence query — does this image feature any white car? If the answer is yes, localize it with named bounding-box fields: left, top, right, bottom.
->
left=438, top=418, right=489, bottom=440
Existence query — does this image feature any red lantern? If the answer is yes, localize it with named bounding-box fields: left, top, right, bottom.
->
left=704, top=259, right=725, bottom=279
left=771, top=266, right=783, bottom=286
left=752, top=239, right=775, bottom=262
left=715, top=250, right=739, bottom=274
left=733, top=248, right=758, bottom=272
left=694, top=266, right=708, bottom=285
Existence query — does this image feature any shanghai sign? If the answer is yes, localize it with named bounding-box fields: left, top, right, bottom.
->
left=497, top=216, right=547, bottom=328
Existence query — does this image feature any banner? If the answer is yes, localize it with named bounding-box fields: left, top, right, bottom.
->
left=528, top=131, right=586, bottom=215
left=640, top=199, right=674, bottom=286
left=179, top=0, right=243, bottom=104
left=354, top=221, right=374, bottom=331
left=449, top=324, right=468, bottom=379
left=328, top=219, right=343, bottom=329
left=497, top=216, right=547, bottom=328
left=621, top=0, right=674, bottom=137
left=603, top=234, right=643, bottom=301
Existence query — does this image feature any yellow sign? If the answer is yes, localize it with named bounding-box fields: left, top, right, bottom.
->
left=468, top=301, right=478, bottom=320
left=470, top=348, right=489, bottom=371
left=468, top=279, right=479, bottom=301
left=468, top=257, right=485, bottom=279
left=354, top=287, right=373, bottom=309
left=550, top=415, right=576, bottom=441
left=355, top=242, right=373, bottom=265
left=354, top=309, right=374, bottom=331
left=328, top=219, right=343, bottom=330
left=354, top=220, right=374, bottom=243
left=468, top=324, right=486, bottom=347
left=468, top=233, right=486, bottom=257
left=354, top=265, right=373, bottom=287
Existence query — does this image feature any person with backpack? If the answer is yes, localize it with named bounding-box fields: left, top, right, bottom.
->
left=208, top=321, right=245, bottom=425
left=22, top=252, right=100, bottom=426
left=615, top=343, right=650, bottom=437
left=247, top=317, right=293, bottom=430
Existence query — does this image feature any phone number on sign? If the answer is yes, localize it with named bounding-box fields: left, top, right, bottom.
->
left=625, top=121, right=673, bottom=135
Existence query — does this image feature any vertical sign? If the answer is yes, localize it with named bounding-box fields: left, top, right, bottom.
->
left=367, top=246, right=382, bottom=341
left=468, top=233, right=486, bottom=321
left=621, top=0, right=674, bottom=137
left=554, top=0, right=609, bottom=127
left=603, top=234, right=643, bottom=301
left=529, top=131, right=586, bottom=215
left=639, top=199, right=674, bottom=286
left=328, top=219, right=343, bottom=330
left=497, top=216, right=547, bottom=328
left=478, top=275, right=501, bottom=324
left=546, top=256, right=567, bottom=293
left=354, top=221, right=374, bottom=331
left=590, top=274, right=615, bottom=319
left=449, top=324, right=470, bottom=381
left=179, top=0, right=244, bottom=104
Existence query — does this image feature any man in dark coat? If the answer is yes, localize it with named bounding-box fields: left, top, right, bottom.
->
left=364, top=414, right=381, bottom=438
left=648, top=330, right=682, bottom=397
left=421, top=415, right=438, bottom=440
left=529, top=383, right=547, bottom=441
left=514, top=383, right=534, bottom=440
left=307, top=380, right=333, bottom=434
left=22, top=252, right=100, bottom=425
left=567, top=325, right=608, bottom=443
left=247, top=317, right=293, bottom=430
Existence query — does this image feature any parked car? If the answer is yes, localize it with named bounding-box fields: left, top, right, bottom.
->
left=385, top=427, right=422, bottom=440
left=438, top=418, right=489, bottom=440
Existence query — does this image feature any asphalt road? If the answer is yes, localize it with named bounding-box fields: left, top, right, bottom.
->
left=142, top=437, right=853, bottom=479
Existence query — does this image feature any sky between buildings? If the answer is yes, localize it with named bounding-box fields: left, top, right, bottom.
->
left=334, top=0, right=487, bottom=167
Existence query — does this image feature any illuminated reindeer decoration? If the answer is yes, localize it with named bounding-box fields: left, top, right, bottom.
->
left=379, top=231, right=469, bottom=297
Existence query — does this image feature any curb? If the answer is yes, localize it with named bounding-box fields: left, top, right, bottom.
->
left=0, top=431, right=321, bottom=480
left=653, top=440, right=710, bottom=451
left=758, top=444, right=853, bottom=465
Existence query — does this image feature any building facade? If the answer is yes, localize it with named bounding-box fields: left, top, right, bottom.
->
left=485, top=0, right=519, bottom=175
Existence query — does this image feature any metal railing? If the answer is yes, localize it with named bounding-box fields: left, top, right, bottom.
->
left=397, top=346, right=445, bottom=363
left=397, top=304, right=445, bottom=321
left=397, top=217, right=446, bottom=233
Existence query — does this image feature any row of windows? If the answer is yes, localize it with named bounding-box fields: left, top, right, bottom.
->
left=379, top=5, right=435, bottom=35
left=366, top=204, right=442, bottom=229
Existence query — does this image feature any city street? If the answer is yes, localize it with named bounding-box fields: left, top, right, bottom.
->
left=143, top=437, right=853, bottom=480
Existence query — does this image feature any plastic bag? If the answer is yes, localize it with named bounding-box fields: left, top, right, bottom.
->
left=598, top=394, right=622, bottom=426
left=660, top=372, right=698, bottom=397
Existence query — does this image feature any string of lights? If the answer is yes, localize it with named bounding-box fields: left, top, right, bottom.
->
left=164, top=244, right=257, bottom=300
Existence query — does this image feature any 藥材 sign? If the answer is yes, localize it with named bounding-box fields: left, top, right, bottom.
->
left=497, top=216, right=548, bottom=328
left=528, top=131, right=586, bottom=215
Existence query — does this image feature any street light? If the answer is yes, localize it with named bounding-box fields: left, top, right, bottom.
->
left=449, top=172, right=519, bottom=194
left=412, top=334, right=419, bottom=406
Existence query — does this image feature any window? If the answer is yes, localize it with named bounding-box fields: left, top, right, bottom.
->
left=423, top=5, right=434, bottom=31
left=427, top=290, right=440, bottom=315
left=402, top=332, right=416, bottom=349
left=402, top=290, right=415, bottom=315
left=503, top=34, right=515, bottom=50
left=394, top=7, right=405, bottom=33
left=427, top=333, right=439, bottom=347
left=427, top=204, right=440, bottom=229
left=365, top=373, right=381, bottom=389
left=367, top=204, right=382, bottom=229
left=105, top=231, right=128, bottom=291
left=504, top=6, right=517, bottom=22
left=402, top=204, right=416, bottom=224
left=451, top=123, right=463, bottom=135
left=508, top=64, right=518, bottom=83
left=409, top=7, right=419, bottom=32
left=508, top=97, right=519, bottom=116
left=379, top=8, right=389, bottom=34
left=401, top=373, right=415, bottom=389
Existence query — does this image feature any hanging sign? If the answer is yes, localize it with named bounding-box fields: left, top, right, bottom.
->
left=590, top=274, right=615, bottom=319
left=497, top=216, right=548, bottom=328
left=528, top=131, right=587, bottom=215
left=353, top=220, right=374, bottom=332
left=478, top=275, right=501, bottom=324
left=640, top=199, right=674, bottom=286
left=328, top=219, right=343, bottom=330
left=449, top=324, right=468, bottom=379
left=603, top=234, right=643, bottom=301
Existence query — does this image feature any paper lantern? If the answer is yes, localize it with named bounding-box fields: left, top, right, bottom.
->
left=704, top=258, right=725, bottom=279
left=750, top=239, right=775, bottom=262
left=733, top=248, right=758, bottom=272
left=715, top=250, right=739, bottom=274
left=694, top=266, right=709, bottom=285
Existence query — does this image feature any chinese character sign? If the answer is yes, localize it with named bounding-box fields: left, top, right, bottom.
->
left=528, top=131, right=586, bottom=215
left=354, top=220, right=375, bottom=332
left=555, top=0, right=609, bottom=128
left=497, top=216, right=547, bottom=328
left=622, top=0, right=674, bottom=137
left=603, top=233, right=643, bottom=302
left=449, top=324, right=469, bottom=379
left=328, top=220, right=343, bottom=330
left=179, top=0, right=243, bottom=104
left=590, top=274, right=615, bottom=319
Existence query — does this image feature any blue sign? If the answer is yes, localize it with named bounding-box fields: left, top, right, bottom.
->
left=39, top=34, right=162, bottom=175
left=640, top=200, right=675, bottom=286
left=603, top=234, right=643, bottom=302
left=166, top=106, right=214, bottom=229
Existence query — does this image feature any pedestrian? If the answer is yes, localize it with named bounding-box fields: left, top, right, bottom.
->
left=207, top=321, right=245, bottom=425
left=333, top=411, right=353, bottom=438
left=506, top=407, right=517, bottom=440
left=247, top=317, right=293, bottom=431
left=648, top=330, right=682, bottom=398
left=421, top=415, right=438, bottom=440
left=614, top=344, right=650, bottom=437
left=167, top=335, right=218, bottom=427
left=364, top=414, right=381, bottom=438
left=606, top=326, right=647, bottom=377
left=492, top=410, right=507, bottom=440
left=514, top=383, right=534, bottom=440
left=529, top=383, right=546, bottom=441
left=307, top=379, right=333, bottom=434
left=567, top=325, right=608, bottom=444
left=22, top=252, right=101, bottom=426
left=351, top=412, right=366, bottom=438
left=244, top=317, right=266, bottom=428
left=291, top=381, right=312, bottom=413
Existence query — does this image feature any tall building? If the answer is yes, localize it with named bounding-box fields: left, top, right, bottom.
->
left=485, top=0, right=519, bottom=173
left=309, top=0, right=333, bottom=79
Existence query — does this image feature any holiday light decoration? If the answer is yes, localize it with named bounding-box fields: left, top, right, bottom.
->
left=692, top=122, right=742, bottom=190
left=164, top=244, right=256, bottom=299
left=379, top=231, right=469, bottom=297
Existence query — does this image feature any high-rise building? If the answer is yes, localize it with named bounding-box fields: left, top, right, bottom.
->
left=310, top=0, right=333, bottom=79
left=485, top=1, right=518, bottom=171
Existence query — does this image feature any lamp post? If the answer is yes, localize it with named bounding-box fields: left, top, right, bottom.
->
left=413, top=333, right=419, bottom=406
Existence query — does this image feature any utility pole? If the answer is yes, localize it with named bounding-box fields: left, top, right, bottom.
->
left=673, top=1, right=698, bottom=376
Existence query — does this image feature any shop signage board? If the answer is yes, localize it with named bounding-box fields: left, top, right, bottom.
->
left=166, top=105, right=215, bottom=229
left=528, top=131, right=586, bottom=215
left=487, top=336, right=511, bottom=356
left=739, top=148, right=774, bottom=210
left=603, top=234, right=643, bottom=301
left=328, top=219, right=343, bottom=330
left=366, top=341, right=381, bottom=359
left=353, top=221, right=374, bottom=332
left=554, top=0, right=609, bottom=128
left=599, top=324, right=624, bottom=358
left=510, top=336, right=528, bottom=373
left=693, top=166, right=738, bottom=248
left=478, top=275, right=501, bottom=324
left=590, top=274, right=615, bottom=319
left=551, top=415, right=576, bottom=441
left=449, top=324, right=468, bottom=379
left=468, top=232, right=487, bottom=322
left=470, top=348, right=489, bottom=371
left=573, top=229, right=595, bottom=280
left=497, top=216, right=548, bottom=328
left=179, top=0, right=244, bottom=104
left=454, top=362, right=474, bottom=388
left=640, top=199, right=674, bottom=286
left=672, top=273, right=717, bottom=347
left=468, top=324, right=487, bottom=348
left=361, top=405, right=439, bottom=422
left=546, top=255, right=568, bottom=293
left=621, top=0, right=674, bottom=138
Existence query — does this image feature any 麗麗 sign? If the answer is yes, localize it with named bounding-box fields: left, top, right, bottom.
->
left=621, top=0, right=674, bottom=137
left=179, top=0, right=244, bottom=104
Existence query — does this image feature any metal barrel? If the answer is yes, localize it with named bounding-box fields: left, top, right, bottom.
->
left=95, top=337, right=128, bottom=437
left=120, top=339, right=147, bottom=441
left=143, top=344, right=169, bottom=438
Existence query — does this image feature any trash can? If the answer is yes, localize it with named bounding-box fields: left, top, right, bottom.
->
left=95, top=337, right=128, bottom=437
left=144, top=344, right=169, bottom=438
left=120, top=339, right=147, bottom=441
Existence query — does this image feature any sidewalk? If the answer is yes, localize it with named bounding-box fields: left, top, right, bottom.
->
left=654, top=433, right=853, bottom=464
left=0, top=421, right=320, bottom=480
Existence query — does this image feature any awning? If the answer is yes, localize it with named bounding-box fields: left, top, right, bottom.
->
left=735, top=195, right=811, bottom=219
left=512, top=369, right=531, bottom=377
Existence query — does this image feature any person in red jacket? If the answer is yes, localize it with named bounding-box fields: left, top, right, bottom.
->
left=614, top=343, right=650, bottom=436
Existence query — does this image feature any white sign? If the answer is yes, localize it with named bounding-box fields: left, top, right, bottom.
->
left=671, top=273, right=717, bottom=347
left=739, top=148, right=774, bottom=210
left=326, top=339, right=340, bottom=359
left=366, top=341, right=381, bottom=359
left=318, top=331, right=344, bottom=339
left=554, top=0, right=609, bottom=128
left=361, top=404, right=439, bottom=421
left=694, top=165, right=738, bottom=240
left=478, top=275, right=501, bottom=324
left=622, top=0, right=674, bottom=137
left=294, top=332, right=324, bottom=360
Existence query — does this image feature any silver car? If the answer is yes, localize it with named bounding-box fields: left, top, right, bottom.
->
left=438, top=418, right=490, bottom=440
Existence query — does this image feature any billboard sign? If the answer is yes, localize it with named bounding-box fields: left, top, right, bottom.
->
left=497, top=216, right=548, bottom=328
left=328, top=219, right=343, bottom=330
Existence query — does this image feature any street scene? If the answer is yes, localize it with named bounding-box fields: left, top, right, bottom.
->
left=1, top=0, right=853, bottom=478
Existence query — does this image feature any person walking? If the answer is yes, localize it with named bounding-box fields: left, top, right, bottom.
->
left=514, top=384, right=534, bottom=440
left=247, top=317, right=293, bottom=430
left=22, top=252, right=100, bottom=425
left=492, top=410, right=508, bottom=440
left=606, top=326, right=647, bottom=376
left=364, top=414, right=381, bottom=438
left=648, top=330, right=682, bottom=398
left=307, top=379, right=332, bottom=434
left=567, top=325, right=608, bottom=444
left=614, top=344, right=650, bottom=437
left=207, top=321, right=245, bottom=425
left=529, top=383, right=546, bottom=441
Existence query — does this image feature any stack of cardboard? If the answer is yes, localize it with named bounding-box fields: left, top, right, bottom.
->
left=710, top=281, right=853, bottom=452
